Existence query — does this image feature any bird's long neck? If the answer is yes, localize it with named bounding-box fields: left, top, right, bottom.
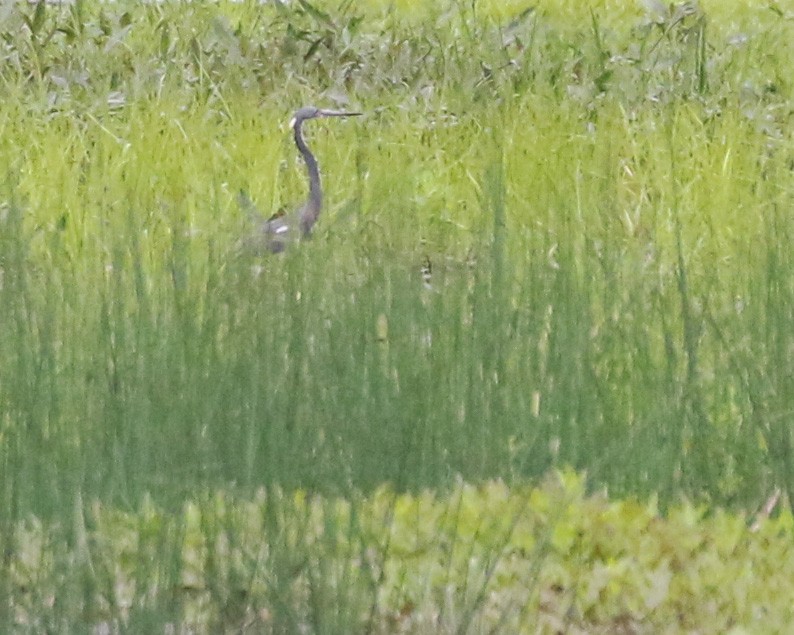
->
left=294, top=122, right=322, bottom=233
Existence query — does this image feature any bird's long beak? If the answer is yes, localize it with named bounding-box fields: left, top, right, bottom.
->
left=289, top=109, right=363, bottom=128
left=318, top=109, right=363, bottom=118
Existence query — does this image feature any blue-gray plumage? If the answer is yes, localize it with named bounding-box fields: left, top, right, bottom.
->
left=240, top=106, right=361, bottom=254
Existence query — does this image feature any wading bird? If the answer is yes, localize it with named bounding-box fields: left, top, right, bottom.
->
left=239, top=106, right=362, bottom=254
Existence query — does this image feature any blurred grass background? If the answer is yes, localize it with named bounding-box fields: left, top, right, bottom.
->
left=0, top=0, right=792, bottom=628
left=1, top=0, right=792, bottom=515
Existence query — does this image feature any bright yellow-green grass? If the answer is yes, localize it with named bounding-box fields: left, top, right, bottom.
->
left=8, top=471, right=794, bottom=632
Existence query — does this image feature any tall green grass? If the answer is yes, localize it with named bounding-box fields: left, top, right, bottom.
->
left=0, top=0, right=792, bottom=513
left=0, top=0, right=792, bottom=627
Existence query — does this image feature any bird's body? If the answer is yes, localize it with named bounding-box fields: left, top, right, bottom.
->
left=241, top=106, right=361, bottom=254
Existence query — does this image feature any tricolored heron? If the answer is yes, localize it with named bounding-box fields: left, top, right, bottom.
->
left=240, top=106, right=362, bottom=254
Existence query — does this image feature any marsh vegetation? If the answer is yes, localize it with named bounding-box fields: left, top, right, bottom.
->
left=0, top=0, right=792, bottom=630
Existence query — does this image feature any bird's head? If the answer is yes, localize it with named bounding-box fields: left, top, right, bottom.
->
left=290, top=106, right=362, bottom=129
